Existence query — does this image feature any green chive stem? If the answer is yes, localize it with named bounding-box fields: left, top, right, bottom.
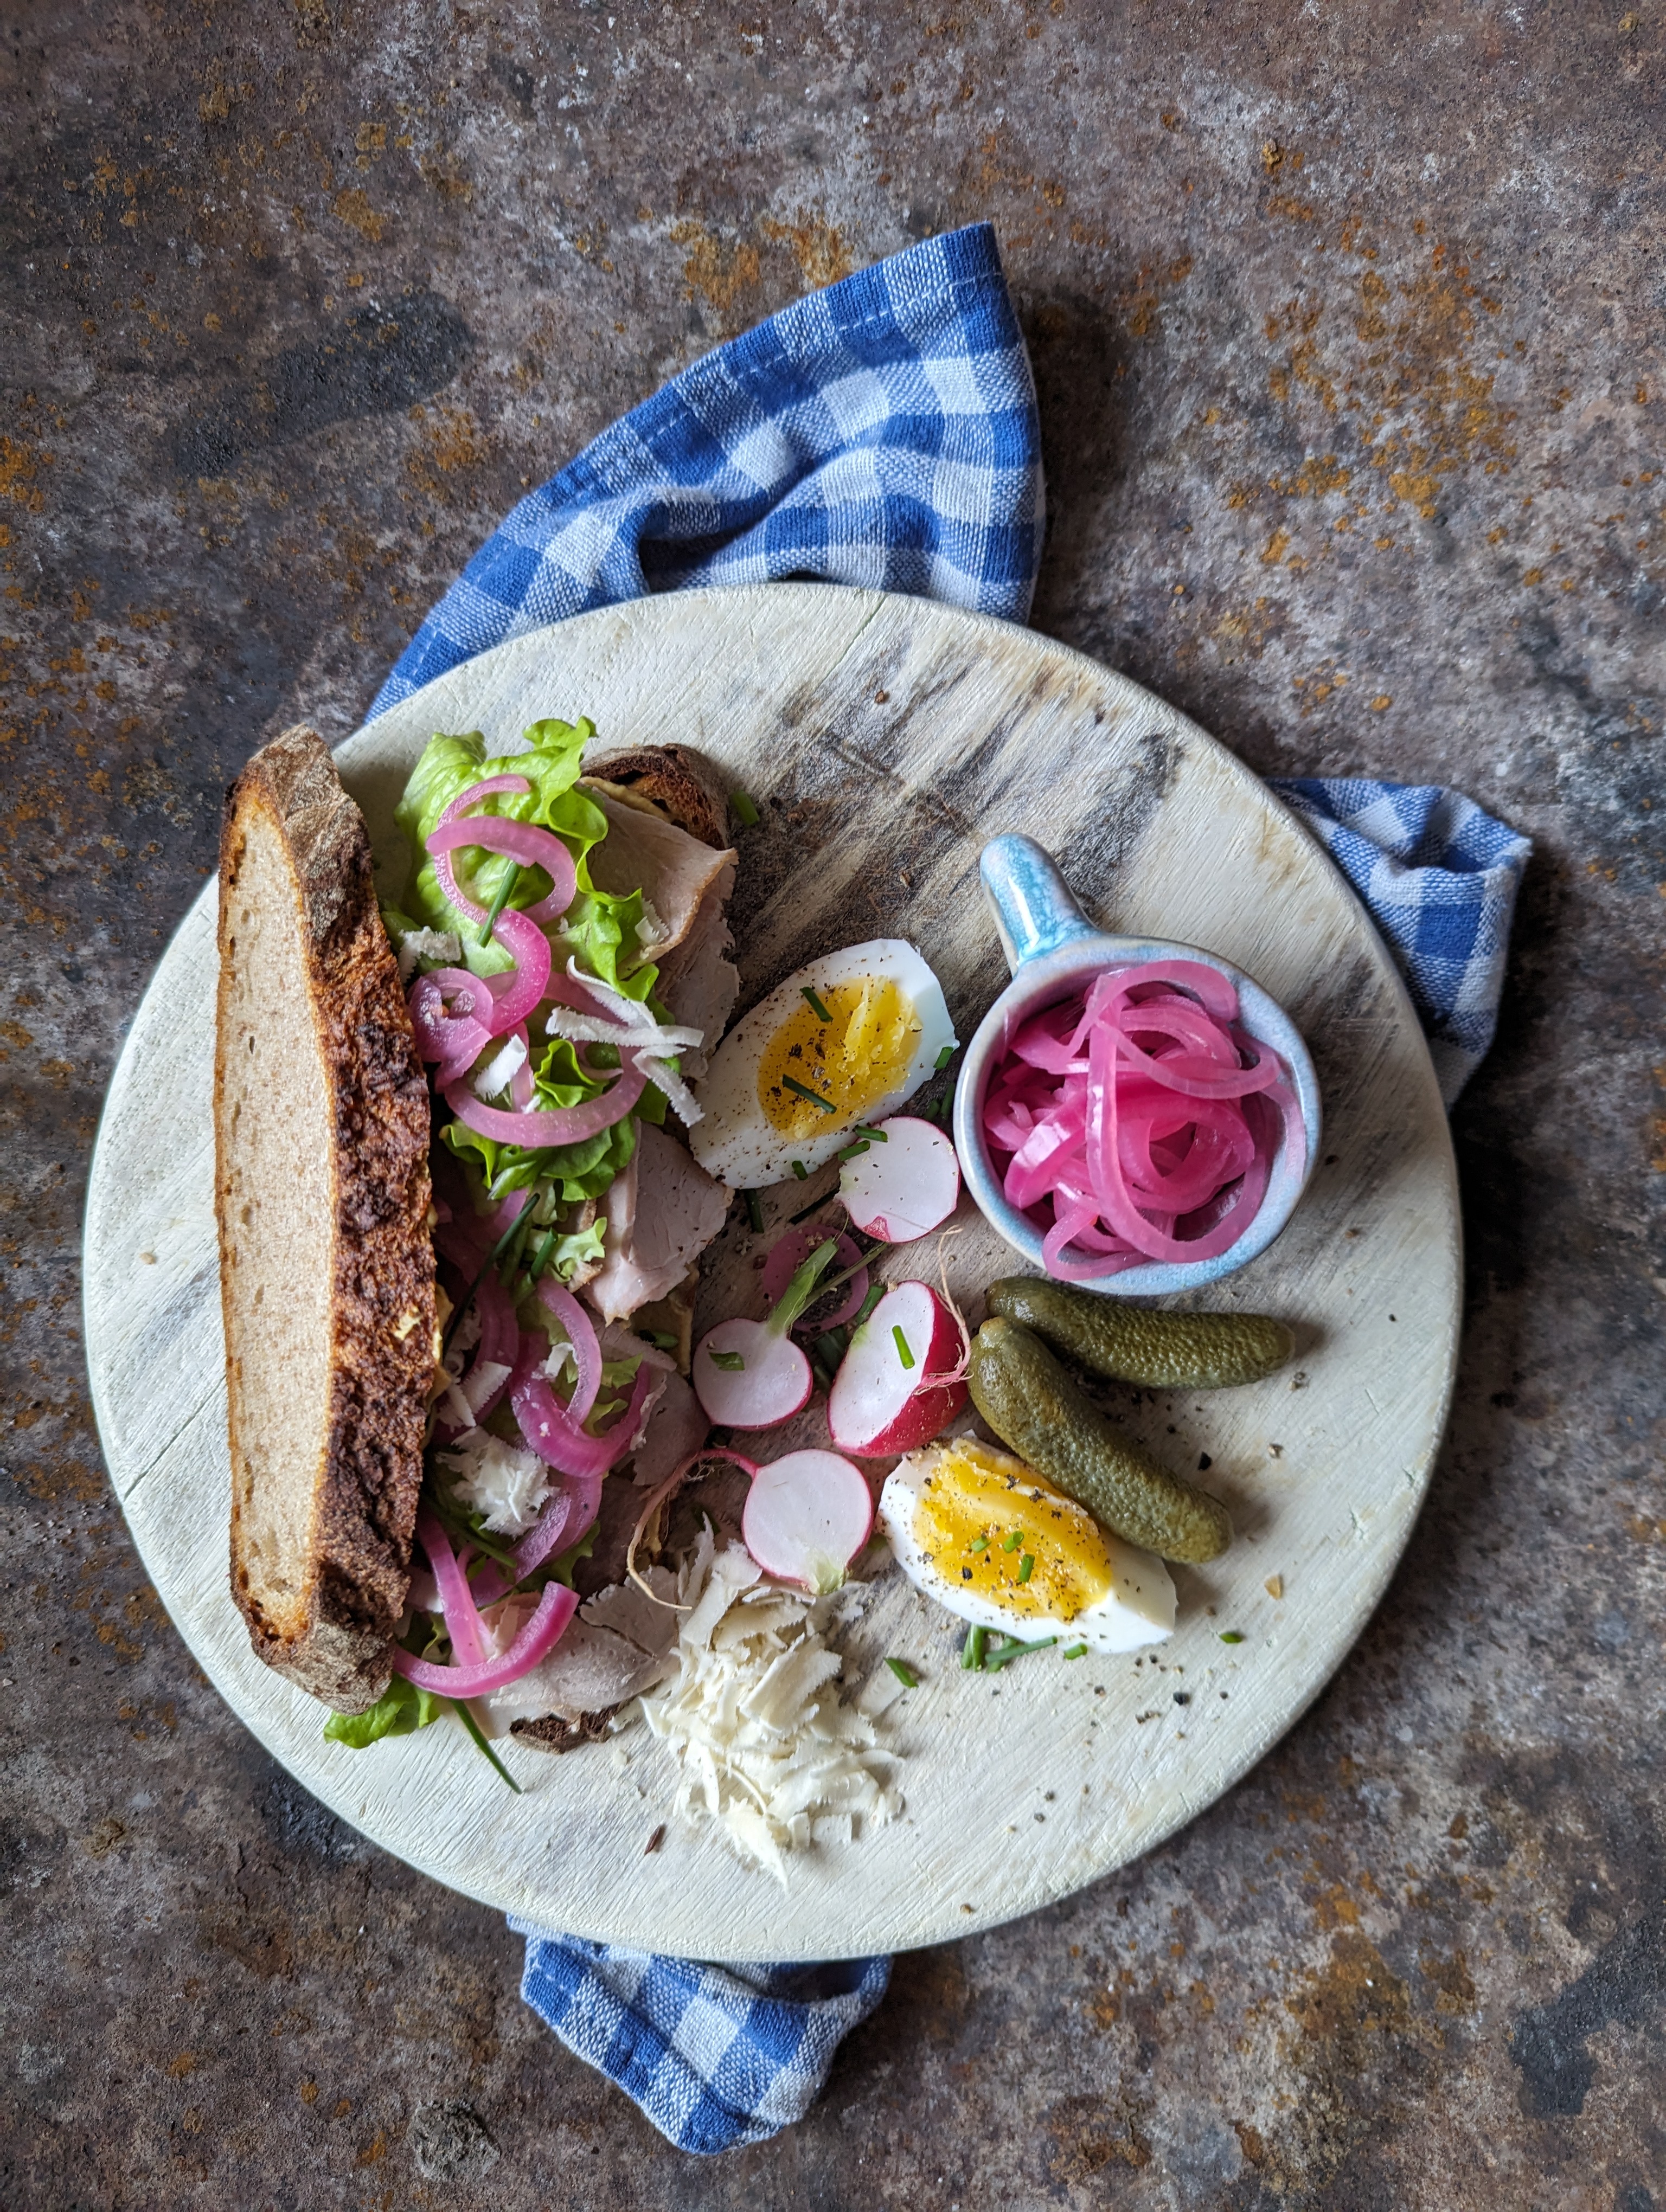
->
left=851, top=1125, right=888, bottom=1142
left=961, top=1626, right=986, bottom=1671
left=801, top=985, right=834, bottom=1023
left=733, top=792, right=761, bottom=827
left=478, top=860, right=521, bottom=946
left=934, top=1044, right=956, bottom=1072
left=1002, top=1528, right=1024, bottom=1554
left=885, top=1657, right=919, bottom=1688
left=451, top=1700, right=523, bottom=1792
left=744, top=1189, right=764, bottom=1233
left=791, top=1160, right=809, bottom=1180
left=1017, top=1553, right=1035, bottom=1584
left=1062, top=1642, right=1088, bottom=1660
left=892, top=1324, right=915, bottom=1370
left=782, top=1074, right=837, bottom=1113
left=852, top=1281, right=885, bottom=1328
left=969, top=1535, right=990, bottom=1554
left=1219, top=1630, right=1246, bottom=1644
left=709, top=1349, right=746, bottom=1372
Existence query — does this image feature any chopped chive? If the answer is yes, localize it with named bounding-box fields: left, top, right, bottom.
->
left=851, top=1125, right=888, bottom=1142
left=642, top=1329, right=680, bottom=1351
left=733, top=791, right=761, bottom=827
left=1219, top=1630, right=1246, bottom=1644
left=838, top=1141, right=870, bottom=1161
left=934, top=1044, right=956, bottom=1072
left=885, top=1657, right=919, bottom=1688
left=801, top=985, right=834, bottom=1022
left=787, top=1191, right=834, bottom=1225
left=961, top=1625, right=986, bottom=1671
left=744, top=1189, right=765, bottom=1233
left=708, top=1349, right=746, bottom=1372
left=497, top=1206, right=536, bottom=1282
left=852, top=1282, right=885, bottom=1328
left=478, top=860, right=521, bottom=946
left=892, top=1325, right=915, bottom=1370
left=527, top=1228, right=558, bottom=1279
left=782, top=1075, right=837, bottom=1113
left=791, top=1159, right=809, bottom=1180
left=983, top=1633, right=1056, bottom=1672
left=450, top=1700, right=523, bottom=1793
left=489, top=1205, right=531, bottom=1263
left=969, top=1535, right=990, bottom=1554
left=1062, top=1642, right=1088, bottom=1660
left=1017, top=1553, right=1035, bottom=1584
left=1002, top=1528, right=1024, bottom=1554
left=813, top=1328, right=847, bottom=1375
left=810, top=1358, right=835, bottom=1395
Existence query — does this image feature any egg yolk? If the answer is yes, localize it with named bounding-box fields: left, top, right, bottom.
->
left=756, top=974, right=921, bottom=1138
left=913, top=1440, right=1114, bottom=1623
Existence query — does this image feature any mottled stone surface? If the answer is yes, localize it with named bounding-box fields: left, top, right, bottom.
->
left=3, top=3, right=1662, bottom=2205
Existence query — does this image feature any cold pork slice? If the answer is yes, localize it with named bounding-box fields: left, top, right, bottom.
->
left=589, top=1121, right=731, bottom=1324
left=652, top=857, right=739, bottom=1081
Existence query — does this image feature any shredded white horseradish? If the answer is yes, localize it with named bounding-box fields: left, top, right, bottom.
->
left=636, top=1535, right=901, bottom=1884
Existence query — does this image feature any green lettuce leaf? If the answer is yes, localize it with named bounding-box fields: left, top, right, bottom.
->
left=392, top=717, right=657, bottom=998
left=324, top=1674, right=444, bottom=1747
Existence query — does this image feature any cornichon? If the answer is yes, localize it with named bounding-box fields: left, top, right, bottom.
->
left=985, top=1277, right=1294, bottom=1390
left=968, top=1317, right=1233, bottom=1564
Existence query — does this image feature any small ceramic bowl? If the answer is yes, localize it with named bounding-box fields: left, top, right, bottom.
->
left=952, top=834, right=1323, bottom=1297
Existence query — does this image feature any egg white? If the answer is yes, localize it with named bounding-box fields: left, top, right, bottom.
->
left=879, top=1447, right=1176, bottom=1655
left=688, top=940, right=956, bottom=1190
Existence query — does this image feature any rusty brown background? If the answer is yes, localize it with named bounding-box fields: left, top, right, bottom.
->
left=4, top=2, right=1664, bottom=2206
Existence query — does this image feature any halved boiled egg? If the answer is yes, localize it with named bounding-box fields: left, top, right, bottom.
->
left=879, top=1437, right=1175, bottom=1655
left=688, top=940, right=956, bottom=1190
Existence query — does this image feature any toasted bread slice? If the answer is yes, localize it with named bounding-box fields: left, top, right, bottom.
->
left=216, top=726, right=435, bottom=1713
left=582, top=743, right=731, bottom=850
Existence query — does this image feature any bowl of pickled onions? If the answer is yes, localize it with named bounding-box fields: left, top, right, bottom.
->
left=953, top=835, right=1322, bottom=1296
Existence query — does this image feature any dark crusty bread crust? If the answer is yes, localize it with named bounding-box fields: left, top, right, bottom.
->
left=217, top=726, right=435, bottom=1712
left=583, top=744, right=731, bottom=850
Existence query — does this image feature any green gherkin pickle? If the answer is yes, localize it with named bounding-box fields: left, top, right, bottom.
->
left=968, top=1319, right=1233, bottom=1565
left=985, top=1278, right=1294, bottom=1390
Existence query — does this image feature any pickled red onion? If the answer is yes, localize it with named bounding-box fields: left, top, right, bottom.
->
left=442, top=1052, right=646, bottom=1149
left=430, top=774, right=579, bottom=925
left=391, top=1578, right=578, bottom=1697
left=415, top=1510, right=489, bottom=1670
left=535, top=1279, right=602, bottom=1424
left=982, top=962, right=1301, bottom=1280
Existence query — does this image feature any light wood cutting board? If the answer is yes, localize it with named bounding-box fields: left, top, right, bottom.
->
left=83, top=584, right=1459, bottom=1961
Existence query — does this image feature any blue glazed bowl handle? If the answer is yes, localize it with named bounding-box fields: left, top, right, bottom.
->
left=980, top=835, right=1100, bottom=974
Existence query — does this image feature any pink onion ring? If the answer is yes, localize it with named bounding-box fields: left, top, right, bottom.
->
left=442, top=1053, right=645, bottom=1149
left=391, top=1579, right=579, bottom=1697
left=535, top=1280, right=603, bottom=1424
left=415, top=1510, right=489, bottom=1670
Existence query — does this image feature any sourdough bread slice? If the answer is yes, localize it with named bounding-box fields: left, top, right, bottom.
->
left=216, top=726, right=435, bottom=1713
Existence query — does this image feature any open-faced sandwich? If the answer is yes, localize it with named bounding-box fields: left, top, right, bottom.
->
left=216, top=717, right=741, bottom=1745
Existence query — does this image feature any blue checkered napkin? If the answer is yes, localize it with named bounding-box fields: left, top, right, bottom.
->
left=369, top=222, right=1043, bottom=716
left=1269, top=778, right=1533, bottom=1104
left=510, top=1925, right=890, bottom=2155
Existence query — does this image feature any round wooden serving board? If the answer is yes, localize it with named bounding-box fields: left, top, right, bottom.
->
left=84, top=585, right=1459, bottom=1961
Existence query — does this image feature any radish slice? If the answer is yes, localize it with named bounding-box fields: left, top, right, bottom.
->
left=693, top=1318, right=813, bottom=1430
left=692, top=1235, right=839, bottom=1429
left=827, top=1280, right=969, bottom=1457
left=839, top=1116, right=960, bottom=1242
left=761, top=1226, right=869, bottom=1329
left=742, top=1449, right=875, bottom=1592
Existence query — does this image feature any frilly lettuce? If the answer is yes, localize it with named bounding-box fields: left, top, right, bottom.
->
left=324, top=1674, right=443, bottom=1747
left=392, top=716, right=657, bottom=1002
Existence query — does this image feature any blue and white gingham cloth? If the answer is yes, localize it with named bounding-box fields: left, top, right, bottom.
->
left=371, top=222, right=1042, bottom=716
left=511, top=1925, right=890, bottom=2153
left=1270, top=780, right=1532, bottom=1104
left=379, top=221, right=1530, bottom=2155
